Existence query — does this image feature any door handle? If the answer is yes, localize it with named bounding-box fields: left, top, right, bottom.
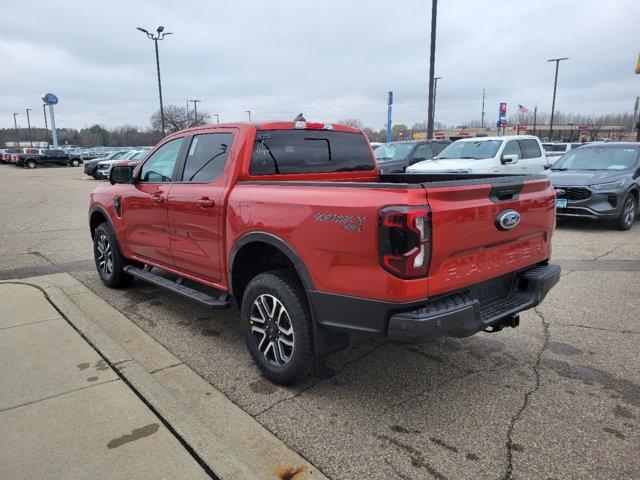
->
left=150, top=194, right=164, bottom=205
left=197, top=197, right=215, bottom=209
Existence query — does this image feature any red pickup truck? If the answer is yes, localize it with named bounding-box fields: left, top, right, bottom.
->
left=89, top=121, right=560, bottom=383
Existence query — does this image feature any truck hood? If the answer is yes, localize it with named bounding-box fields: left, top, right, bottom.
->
left=546, top=170, right=628, bottom=186
left=406, top=158, right=480, bottom=173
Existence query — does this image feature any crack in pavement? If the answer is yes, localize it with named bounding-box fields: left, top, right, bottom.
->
left=555, top=323, right=640, bottom=336
left=501, top=307, right=550, bottom=480
left=253, top=341, right=388, bottom=418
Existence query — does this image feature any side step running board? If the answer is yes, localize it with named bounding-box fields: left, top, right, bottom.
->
left=124, top=265, right=231, bottom=309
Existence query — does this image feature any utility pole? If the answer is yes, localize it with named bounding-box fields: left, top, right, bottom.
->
left=245, top=110, right=251, bottom=121
left=186, top=100, right=189, bottom=125
left=386, top=91, right=393, bottom=143
left=633, top=97, right=639, bottom=142
left=213, top=114, right=220, bottom=124
left=431, top=77, right=442, bottom=129
left=426, top=0, right=438, bottom=139
left=533, top=105, right=538, bottom=136
left=12, top=113, right=19, bottom=146
left=547, top=57, right=569, bottom=141
left=25, top=108, right=33, bottom=147
left=189, top=99, right=201, bottom=125
left=481, top=89, right=486, bottom=129
left=137, top=26, right=173, bottom=136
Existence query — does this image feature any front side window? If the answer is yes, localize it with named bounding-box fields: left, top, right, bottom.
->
left=502, top=140, right=522, bottom=159
left=182, top=133, right=233, bottom=182
left=519, top=139, right=542, bottom=159
left=250, top=130, right=374, bottom=175
left=139, top=138, right=183, bottom=183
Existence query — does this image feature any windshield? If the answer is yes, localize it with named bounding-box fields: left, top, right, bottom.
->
left=436, top=140, right=502, bottom=160
left=374, top=143, right=414, bottom=162
left=551, top=147, right=639, bottom=171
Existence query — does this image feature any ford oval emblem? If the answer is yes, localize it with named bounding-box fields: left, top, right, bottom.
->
left=496, top=209, right=521, bottom=231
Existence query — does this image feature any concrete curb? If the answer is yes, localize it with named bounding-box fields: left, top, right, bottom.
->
left=1, top=273, right=327, bottom=480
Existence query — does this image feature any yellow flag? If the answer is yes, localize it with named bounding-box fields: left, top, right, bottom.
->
left=636, top=52, right=640, bottom=74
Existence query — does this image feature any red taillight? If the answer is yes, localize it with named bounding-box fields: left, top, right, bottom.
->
left=378, top=206, right=431, bottom=279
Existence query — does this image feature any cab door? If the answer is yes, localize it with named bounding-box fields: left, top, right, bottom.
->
left=121, top=137, right=186, bottom=268
left=167, top=130, right=237, bottom=284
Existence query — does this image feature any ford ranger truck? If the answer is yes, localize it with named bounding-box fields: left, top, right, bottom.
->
left=89, top=121, right=560, bottom=384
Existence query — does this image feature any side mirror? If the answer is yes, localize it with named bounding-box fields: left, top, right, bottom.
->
left=634, top=167, right=640, bottom=179
left=109, top=165, right=133, bottom=185
left=501, top=154, right=518, bottom=165
left=544, top=164, right=552, bottom=170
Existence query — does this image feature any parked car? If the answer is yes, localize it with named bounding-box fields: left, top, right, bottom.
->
left=95, top=150, right=147, bottom=179
left=375, top=140, right=451, bottom=173
left=0, top=148, right=22, bottom=164
left=547, top=142, right=640, bottom=230
left=89, top=121, right=560, bottom=384
left=542, top=142, right=582, bottom=162
left=406, top=135, right=549, bottom=174
left=84, top=150, right=130, bottom=178
left=19, top=148, right=81, bottom=168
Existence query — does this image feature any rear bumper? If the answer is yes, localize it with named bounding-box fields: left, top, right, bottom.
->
left=307, top=262, right=560, bottom=343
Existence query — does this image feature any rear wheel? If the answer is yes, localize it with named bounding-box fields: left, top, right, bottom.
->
left=26, top=160, right=36, bottom=169
left=241, top=270, right=315, bottom=384
left=93, top=223, right=133, bottom=288
left=71, top=159, right=80, bottom=167
left=613, top=194, right=637, bottom=230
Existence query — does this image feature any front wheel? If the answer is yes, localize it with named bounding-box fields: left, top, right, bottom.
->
left=241, top=270, right=316, bottom=384
left=71, top=159, right=80, bottom=167
left=93, top=223, right=133, bottom=288
left=26, top=160, right=36, bottom=169
left=613, top=194, right=637, bottom=230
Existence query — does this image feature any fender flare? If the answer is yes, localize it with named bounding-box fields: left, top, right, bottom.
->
left=228, top=231, right=315, bottom=296
left=89, top=205, right=125, bottom=256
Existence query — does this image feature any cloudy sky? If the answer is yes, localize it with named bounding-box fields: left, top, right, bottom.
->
left=1, top=0, right=639, bottom=130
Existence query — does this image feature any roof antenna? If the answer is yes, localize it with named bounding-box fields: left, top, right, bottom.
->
left=294, top=113, right=306, bottom=122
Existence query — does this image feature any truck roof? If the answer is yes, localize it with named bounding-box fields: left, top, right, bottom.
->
left=455, top=135, right=539, bottom=142
left=176, top=121, right=362, bottom=136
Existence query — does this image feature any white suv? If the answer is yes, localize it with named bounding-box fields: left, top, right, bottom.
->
left=406, top=135, right=550, bottom=174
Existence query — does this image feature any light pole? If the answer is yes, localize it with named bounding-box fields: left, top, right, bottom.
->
left=245, top=110, right=251, bottom=121
left=213, top=114, right=219, bottom=124
left=137, top=26, right=173, bottom=136
left=25, top=108, right=33, bottom=147
left=13, top=113, right=19, bottom=146
left=189, top=99, right=201, bottom=125
left=426, top=0, right=438, bottom=139
left=431, top=76, right=442, bottom=128
left=547, top=57, right=569, bottom=141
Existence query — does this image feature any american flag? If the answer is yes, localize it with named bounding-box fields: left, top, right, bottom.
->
left=518, top=104, right=529, bottom=113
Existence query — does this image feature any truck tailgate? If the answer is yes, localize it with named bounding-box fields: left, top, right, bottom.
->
left=424, top=176, right=555, bottom=296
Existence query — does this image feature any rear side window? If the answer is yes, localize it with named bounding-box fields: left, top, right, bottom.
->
left=182, top=133, right=233, bottom=182
left=412, top=144, right=434, bottom=161
left=519, top=139, right=542, bottom=159
left=250, top=130, right=374, bottom=175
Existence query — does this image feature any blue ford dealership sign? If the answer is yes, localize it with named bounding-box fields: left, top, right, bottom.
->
left=42, top=93, right=59, bottom=105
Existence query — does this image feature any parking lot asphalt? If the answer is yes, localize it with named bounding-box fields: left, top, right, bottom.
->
left=1, top=164, right=638, bottom=479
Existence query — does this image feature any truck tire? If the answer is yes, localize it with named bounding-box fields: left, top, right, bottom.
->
left=241, top=270, right=315, bottom=384
left=613, top=194, right=636, bottom=231
left=26, top=160, right=36, bottom=169
left=71, top=159, right=80, bottom=167
left=93, top=223, right=133, bottom=288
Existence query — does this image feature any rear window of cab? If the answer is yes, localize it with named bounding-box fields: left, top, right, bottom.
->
left=250, top=130, right=375, bottom=175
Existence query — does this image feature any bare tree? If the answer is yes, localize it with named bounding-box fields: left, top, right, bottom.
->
left=339, top=118, right=365, bottom=129
left=151, top=105, right=211, bottom=134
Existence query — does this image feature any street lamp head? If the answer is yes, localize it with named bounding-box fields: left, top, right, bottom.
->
left=157, top=25, right=164, bottom=33
left=136, top=27, right=149, bottom=34
left=547, top=57, right=569, bottom=62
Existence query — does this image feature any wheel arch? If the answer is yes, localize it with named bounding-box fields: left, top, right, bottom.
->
left=89, top=206, right=125, bottom=255
left=229, top=232, right=314, bottom=308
